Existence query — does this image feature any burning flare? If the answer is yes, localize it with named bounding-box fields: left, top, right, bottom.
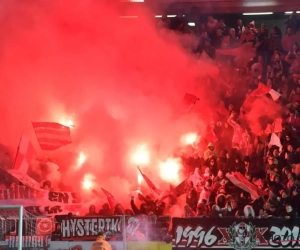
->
left=181, top=133, right=197, bottom=145
left=138, top=173, right=143, bottom=185
left=77, top=152, right=86, bottom=167
left=60, top=117, right=74, bottom=127
left=159, top=158, right=181, bottom=183
left=82, top=173, right=95, bottom=190
left=83, top=180, right=92, bottom=189
left=131, top=144, right=150, bottom=165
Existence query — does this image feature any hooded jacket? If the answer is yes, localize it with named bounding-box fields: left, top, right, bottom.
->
left=204, top=142, right=217, bottom=160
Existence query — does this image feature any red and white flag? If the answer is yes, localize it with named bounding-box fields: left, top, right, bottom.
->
left=32, top=122, right=72, bottom=150
left=13, top=136, right=35, bottom=174
left=226, top=172, right=268, bottom=200
left=250, top=83, right=281, bottom=101
left=7, top=136, right=40, bottom=190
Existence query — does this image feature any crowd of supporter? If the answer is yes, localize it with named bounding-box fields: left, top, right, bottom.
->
left=78, top=11, right=300, bottom=221
left=161, top=11, right=300, bottom=220
left=2, top=12, right=300, bottom=229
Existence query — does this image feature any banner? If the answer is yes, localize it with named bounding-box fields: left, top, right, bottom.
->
left=172, top=217, right=300, bottom=250
left=61, top=216, right=123, bottom=241
left=60, top=215, right=171, bottom=241
left=0, top=185, right=81, bottom=216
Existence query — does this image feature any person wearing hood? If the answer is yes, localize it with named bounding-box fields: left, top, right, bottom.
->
left=204, top=142, right=217, bottom=160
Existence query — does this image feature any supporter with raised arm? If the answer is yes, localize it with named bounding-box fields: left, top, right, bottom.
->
left=130, top=196, right=148, bottom=215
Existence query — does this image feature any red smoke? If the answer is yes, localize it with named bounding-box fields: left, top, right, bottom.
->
left=0, top=0, right=219, bottom=212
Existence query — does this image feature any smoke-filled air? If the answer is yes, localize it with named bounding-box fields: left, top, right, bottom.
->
left=0, top=0, right=265, bottom=214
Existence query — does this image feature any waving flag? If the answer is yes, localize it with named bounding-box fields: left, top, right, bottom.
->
left=242, top=83, right=282, bottom=115
left=250, top=83, right=281, bottom=101
left=101, top=188, right=116, bottom=212
left=184, top=93, right=199, bottom=105
left=265, top=118, right=283, bottom=134
left=216, top=42, right=256, bottom=67
left=137, top=167, right=162, bottom=195
left=226, top=172, right=267, bottom=200
left=32, top=122, right=72, bottom=150
left=6, top=135, right=40, bottom=189
left=171, top=178, right=187, bottom=197
left=13, top=136, right=35, bottom=174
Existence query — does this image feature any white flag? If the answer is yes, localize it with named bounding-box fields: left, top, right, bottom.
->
left=269, top=133, right=282, bottom=151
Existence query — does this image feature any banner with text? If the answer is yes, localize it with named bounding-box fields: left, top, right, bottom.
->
left=0, top=185, right=81, bottom=216
left=60, top=215, right=171, bottom=241
left=172, top=217, right=300, bottom=250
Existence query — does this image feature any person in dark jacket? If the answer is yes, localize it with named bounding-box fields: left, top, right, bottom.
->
left=99, top=203, right=113, bottom=216
left=280, top=203, right=298, bottom=219
left=186, top=181, right=198, bottom=212
left=217, top=150, right=229, bottom=173
left=130, top=197, right=148, bottom=215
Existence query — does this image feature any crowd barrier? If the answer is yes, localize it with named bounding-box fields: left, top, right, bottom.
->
left=172, top=217, right=300, bottom=250
left=3, top=215, right=300, bottom=249
left=54, top=215, right=300, bottom=250
left=53, top=215, right=171, bottom=242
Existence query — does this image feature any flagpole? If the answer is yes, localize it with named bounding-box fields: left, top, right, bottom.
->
left=137, top=166, right=155, bottom=197
left=263, top=135, right=268, bottom=171
left=187, top=98, right=200, bottom=113
left=13, top=131, right=24, bottom=169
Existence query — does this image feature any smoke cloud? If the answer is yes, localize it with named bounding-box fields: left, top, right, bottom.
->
left=0, top=0, right=220, bottom=212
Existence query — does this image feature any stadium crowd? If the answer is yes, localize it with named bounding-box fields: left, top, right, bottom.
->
left=160, top=11, right=300, bottom=219
left=83, top=11, right=300, bottom=220
left=2, top=11, right=300, bottom=225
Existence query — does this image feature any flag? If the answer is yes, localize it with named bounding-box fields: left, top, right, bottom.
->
left=137, top=167, right=162, bottom=195
left=138, top=193, right=147, bottom=202
left=6, top=169, right=41, bottom=189
left=269, top=133, right=283, bottom=151
left=216, top=42, right=256, bottom=67
left=269, top=89, right=281, bottom=101
left=250, top=83, right=271, bottom=97
left=273, top=118, right=283, bottom=133
left=184, top=93, right=199, bottom=105
left=101, top=188, right=116, bottom=212
left=171, top=178, right=187, bottom=197
left=265, top=118, right=283, bottom=135
left=250, top=83, right=281, bottom=101
left=226, top=172, right=267, bottom=200
left=32, top=122, right=72, bottom=150
left=13, top=136, right=35, bottom=174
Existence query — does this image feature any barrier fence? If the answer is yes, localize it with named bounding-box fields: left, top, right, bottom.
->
left=3, top=215, right=300, bottom=249
left=56, top=216, right=300, bottom=250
